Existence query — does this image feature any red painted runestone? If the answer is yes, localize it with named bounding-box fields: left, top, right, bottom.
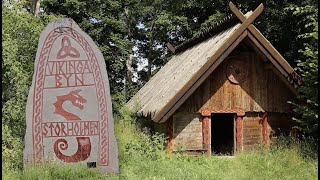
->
left=23, top=18, right=119, bottom=173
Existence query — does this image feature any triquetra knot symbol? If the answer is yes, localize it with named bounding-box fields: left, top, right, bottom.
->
left=57, top=36, right=80, bottom=59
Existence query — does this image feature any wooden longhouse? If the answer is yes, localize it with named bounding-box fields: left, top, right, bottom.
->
left=127, top=2, right=302, bottom=155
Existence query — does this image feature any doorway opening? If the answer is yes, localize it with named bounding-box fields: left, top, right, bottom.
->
left=211, top=113, right=235, bottom=155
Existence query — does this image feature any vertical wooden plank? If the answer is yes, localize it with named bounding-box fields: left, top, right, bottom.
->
left=203, top=74, right=210, bottom=111
left=262, top=112, right=269, bottom=146
left=208, top=117, right=212, bottom=156
left=234, top=114, right=237, bottom=154
left=236, top=116, right=243, bottom=152
left=258, top=55, right=267, bottom=112
left=249, top=54, right=255, bottom=111
left=166, top=116, right=174, bottom=153
left=272, top=72, right=276, bottom=112
left=202, top=116, right=210, bottom=155
left=252, top=53, right=260, bottom=111
left=220, top=64, right=225, bottom=110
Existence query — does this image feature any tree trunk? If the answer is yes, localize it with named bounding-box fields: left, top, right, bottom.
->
left=126, top=54, right=134, bottom=87
left=32, top=0, right=40, bottom=16
left=147, top=58, right=152, bottom=79
left=124, top=6, right=135, bottom=98
left=147, top=15, right=157, bottom=80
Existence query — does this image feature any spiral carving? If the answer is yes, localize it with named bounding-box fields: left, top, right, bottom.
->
left=56, top=139, right=68, bottom=150
left=226, top=59, right=248, bottom=84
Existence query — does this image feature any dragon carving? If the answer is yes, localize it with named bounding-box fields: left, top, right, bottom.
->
left=53, top=90, right=92, bottom=163
left=53, top=90, right=87, bottom=121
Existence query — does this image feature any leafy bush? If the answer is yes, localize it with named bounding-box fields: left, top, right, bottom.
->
left=287, top=4, right=318, bottom=140
left=2, top=125, right=23, bottom=172
left=270, top=135, right=318, bottom=160
left=124, top=132, right=167, bottom=160
left=2, top=1, right=46, bottom=172
left=2, top=0, right=62, bottom=173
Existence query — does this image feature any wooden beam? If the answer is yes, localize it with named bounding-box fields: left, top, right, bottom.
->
left=229, top=1, right=302, bottom=86
left=262, top=112, right=269, bottom=147
left=166, top=116, right=174, bottom=153
left=202, top=116, right=210, bottom=155
left=236, top=116, right=243, bottom=152
left=166, top=42, right=176, bottom=54
left=201, top=109, right=245, bottom=116
left=154, top=5, right=264, bottom=122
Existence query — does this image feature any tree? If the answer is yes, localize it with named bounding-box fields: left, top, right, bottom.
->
left=226, top=0, right=318, bottom=67
left=42, top=0, right=132, bottom=95
left=287, top=4, right=318, bottom=140
left=2, top=0, right=58, bottom=171
left=135, top=0, right=227, bottom=85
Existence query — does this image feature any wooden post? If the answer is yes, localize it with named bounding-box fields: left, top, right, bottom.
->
left=166, top=116, right=174, bottom=153
left=262, top=112, right=269, bottom=147
left=202, top=116, right=211, bottom=155
left=236, top=116, right=243, bottom=152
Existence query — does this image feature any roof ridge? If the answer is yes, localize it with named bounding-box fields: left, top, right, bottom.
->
left=174, top=13, right=239, bottom=54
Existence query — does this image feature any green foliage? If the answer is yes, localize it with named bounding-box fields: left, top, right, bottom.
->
left=2, top=1, right=59, bottom=172
left=124, top=132, right=167, bottom=161
left=135, top=0, right=227, bottom=84
left=195, top=11, right=225, bottom=35
left=39, top=0, right=318, bottom=97
left=201, top=0, right=316, bottom=67
left=287, top=4, right=318, bottom=140
left=2, top=2, right=41, bottom=138
left=2, top=125, right=23, bottom=172
left=270, top=135, right=318, bottom=160
left=114, top=104, right=167, bottom=162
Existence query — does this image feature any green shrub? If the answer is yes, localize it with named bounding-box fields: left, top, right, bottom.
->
left=2, top=1, right=60, bottom=173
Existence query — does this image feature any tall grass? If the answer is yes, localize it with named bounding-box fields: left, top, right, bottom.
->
left=3, top=107, right=318, bottom=179
left=118, top=134, right=318, bottom=180
left=3, top=162, right=115, bottom=180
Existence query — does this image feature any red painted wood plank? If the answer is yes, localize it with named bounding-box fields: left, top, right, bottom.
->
left=166, top=117, right=174, bottom=153
left=262, top=112, right=269, bottom=146
left=236, top=116, right=243, bottom=151
left=202, top=116, right=210, bottom=149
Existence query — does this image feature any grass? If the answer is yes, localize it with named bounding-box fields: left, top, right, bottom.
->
left=2, top=115, right=318, bottom=180
left=118, top=147, right=317, bottom=180
left=3, top=163, right=116, bottom=180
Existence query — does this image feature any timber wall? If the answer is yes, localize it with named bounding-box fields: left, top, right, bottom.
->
left=176, top=51, right=295, bottom=113
left=169, top=48, right=295, bottom=152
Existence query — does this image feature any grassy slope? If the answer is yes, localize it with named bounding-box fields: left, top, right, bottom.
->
left=3, top=119, right=318, bottom=180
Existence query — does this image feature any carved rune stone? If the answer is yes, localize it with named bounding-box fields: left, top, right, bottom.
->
left=23, top=18, right=119, bottom=173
